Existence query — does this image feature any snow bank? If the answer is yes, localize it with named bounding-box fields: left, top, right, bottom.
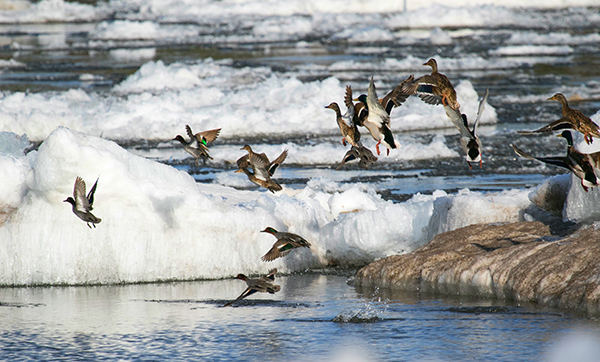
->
left=0, top=127, right=537, bottom=286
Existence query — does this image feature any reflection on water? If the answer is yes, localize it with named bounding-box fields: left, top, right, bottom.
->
left=0, top=274, right=597, bottom=361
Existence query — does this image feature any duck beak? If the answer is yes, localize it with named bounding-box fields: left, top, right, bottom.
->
left=352, top=98, right=359, bottom=102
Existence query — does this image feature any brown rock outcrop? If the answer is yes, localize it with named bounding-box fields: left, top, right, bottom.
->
left=355, top=221, right=600, bottom=315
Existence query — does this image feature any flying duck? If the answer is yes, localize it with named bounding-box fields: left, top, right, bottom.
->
left=444, top=88, right=489, bottom=169
left=235, top=146, right=288, bottom=193
left=173, top=125, right=221, bottom=166
left=260, top=227, right=312, bottom=262
left=222, top=268, right=281, bottom=307
left=511, top=130, right=600, bottom=192
left=518, top=93, right=600, bottom=145
left=64, top=176, right=101, bottom=228
left=401, top=58, right=460, bottom=111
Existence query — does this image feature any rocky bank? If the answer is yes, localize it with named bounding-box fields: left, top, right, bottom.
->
left=355, top=221, right=600, bottom=315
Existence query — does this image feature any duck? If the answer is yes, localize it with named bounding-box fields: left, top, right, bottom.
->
left=401, top=58, right=460, bottom=111
left=63, top=176, right=101, bottom=228
left=260, top=227, right=311, bottom=262
left=235, top=146, right=288, bottom=193
left=173, top=125, right=221, bottom=166
left=325, top=100, right=361, bottom=148
left=325, top=86, right=362, bottom=147
left=511, top=130, right=599, bottom=192
left=222, top=269, right=281, bottom=307
left=444, top=88, right=489, bottom=169
left=517, top=93, right=600, bottom=145
left=355, top=77, right=404, bottom=156
left=336, top=145, right=378, bottom=170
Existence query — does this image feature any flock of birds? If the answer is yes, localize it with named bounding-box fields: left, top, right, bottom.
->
left=63, top=57, right=600, bottom=305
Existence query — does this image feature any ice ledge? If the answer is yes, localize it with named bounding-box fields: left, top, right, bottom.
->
left=355, top=221, right=600, bottom=316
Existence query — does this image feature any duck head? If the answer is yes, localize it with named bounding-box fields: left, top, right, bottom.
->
left=423, top=58, right=438, bottom=72
left=63, top=197, right=76, bottom=206
left=558, top=130, right=574, bottom=146
left=354, top=94, right=367, bottom=105
left=173, top=135, right=186, bottom=143
left=548, top=93, right=568, bottom=105
left=235, top=274, right=248, bottom=281
left=261, top=227, right=278, bottom=235
left=240, top=145, right=252, bottom=153
left=325, top=102, right=340, bottom=112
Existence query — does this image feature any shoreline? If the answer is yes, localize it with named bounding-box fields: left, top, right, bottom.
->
left=355, top=221, right=600, bottom=316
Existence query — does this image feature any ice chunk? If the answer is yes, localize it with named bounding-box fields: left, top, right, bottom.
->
left=563, top=174, right=600, bottom=222
left=528, top=174, right=570, bottom=216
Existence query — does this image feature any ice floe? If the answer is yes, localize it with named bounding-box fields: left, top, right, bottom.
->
left=0, top=127, right=543, bottom=285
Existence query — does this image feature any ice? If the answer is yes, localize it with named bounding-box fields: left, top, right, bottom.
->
left=489, top=45, right=574, bottom=56
left=0, top=132, right=34, bottom=220
left=0, top=127, right=540, bottom=285
left=0, top=0, right=103, bottom=23
left=0, top=58, right=497, bottom=142
left=0, top=58, right=25, bottom=68
left=506, top=31, right=600, bottom=45
left=109, top=48, right=156, bottom=62
left=544, top=330, right=600, bottom=362
left=424, top=188, right=532, bottom=242
left=563, top=174, right=600, bottom=222
left=91, top=20, right=159, bottom=40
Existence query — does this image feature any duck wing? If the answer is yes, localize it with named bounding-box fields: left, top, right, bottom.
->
left=444, top=106, right=473, bottom=139
left=74, top=177, right=91, bottom=212
left=366, top=77, right=391, bottom=127
left=249, top=154, right=271, bottom=181
left=380, top=75, right=414, bottom=114
left=343, top=86, right=356, bottom=124
left=185, top=125, right=197, bottom=145
left=473, top=88, right=489, bottom=135
left=261, top=241, right=292, bottom=262
left=267, top=149, right=288, bottom=176
left=517, top=117, right=574, bottom=134
left=194, top=128, right=221, bottom=144
left=86, top=177, right=99, bottom=209
left=510, top=144, right=570, bottom=170
left=222, top=287, right=258, bottom=307
left=401, top=74, right=443, bottom=105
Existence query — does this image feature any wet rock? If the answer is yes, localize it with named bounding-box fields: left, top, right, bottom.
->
left=355, top=221, right=600, bottom=315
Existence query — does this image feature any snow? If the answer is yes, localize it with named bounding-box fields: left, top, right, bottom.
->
left=0, top=128, right=537, bottom=285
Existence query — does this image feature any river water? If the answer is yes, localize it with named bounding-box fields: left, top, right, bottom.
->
left=1, top=273, right=598, bottom=361
left=1, top=1, right=600, bottom=360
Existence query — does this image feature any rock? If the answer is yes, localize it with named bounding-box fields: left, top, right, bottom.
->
left=355, top=221, right=600, bottom=315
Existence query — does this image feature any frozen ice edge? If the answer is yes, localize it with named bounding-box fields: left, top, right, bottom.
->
left=0, top=127, right=565, bottom=286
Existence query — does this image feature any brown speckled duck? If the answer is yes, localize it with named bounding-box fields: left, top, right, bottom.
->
left=235, top=146, right=288, bottom=193
left=518, top=93, right=600, bottom=145
left=260, top=227, right=311, bottom=262
left=222, top=269, right=281, bottom=307
left=402, top=58, right=460, bottom=111
left=64, top=176, right=101, bottom=228
left=325, top=91, right=361, bottom=148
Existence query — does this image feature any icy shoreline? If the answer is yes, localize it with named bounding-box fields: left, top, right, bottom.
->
left=355, top=220, right=600, bottom=316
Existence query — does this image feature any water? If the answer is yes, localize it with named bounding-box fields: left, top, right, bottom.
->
left=0, top=273, right=593, bottom=361
left=2, top=2, right=600, bottom=360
